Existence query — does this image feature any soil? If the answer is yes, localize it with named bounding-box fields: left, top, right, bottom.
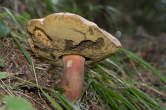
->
left=0, top=36, right=62, bottom=110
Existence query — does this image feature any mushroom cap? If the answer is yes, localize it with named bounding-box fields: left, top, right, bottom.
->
left=26, top=12, right=121, bottom=66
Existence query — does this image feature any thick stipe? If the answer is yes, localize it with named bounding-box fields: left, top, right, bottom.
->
left=61, top=55, right=85, bottom=101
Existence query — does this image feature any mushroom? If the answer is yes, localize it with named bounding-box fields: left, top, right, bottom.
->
left=26, top=12, right=121, bottom=102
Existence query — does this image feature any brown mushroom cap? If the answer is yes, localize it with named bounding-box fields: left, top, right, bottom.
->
left=26, top=12, right=121, bottom=66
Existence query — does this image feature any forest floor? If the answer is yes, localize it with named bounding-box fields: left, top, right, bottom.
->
left=0, top=25, right=166, bottom=109
left=0, top=1, right=166, bottom=109
left=122, top=26, right=166, bottom=106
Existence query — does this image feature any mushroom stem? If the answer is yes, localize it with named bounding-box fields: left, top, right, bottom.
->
left=61, top=55, right=85, bottom=102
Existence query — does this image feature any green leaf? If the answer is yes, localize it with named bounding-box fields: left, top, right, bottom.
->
left=0, top=54, right=4, bottom=67
left=3, top=96, right=35, bottom=110
left=41, top=89, right=63, bottom=110
left=0, top=18, right=10, bottom=38
left=0, top=108, right=5, bottom=110
left=0, top=72, right=8, bottom=79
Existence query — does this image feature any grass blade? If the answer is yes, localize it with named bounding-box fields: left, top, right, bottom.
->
left=121, top=48, right=166, bottom=83
left=3, top=7, right=24, bottom=35
left=0, top=54, right=4, bottom=68
left=92, top=82, right=137, bottom=110
left=52, top=92, right=80, bottom=110
left=41, top=89, right=63, bottom=110
left=10, top=32, right=32, bottom=65
left=130, top=88, right=158, bottom=106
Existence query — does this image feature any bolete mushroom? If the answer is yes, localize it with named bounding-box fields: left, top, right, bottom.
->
left=26, top=12, right=121, bottom=102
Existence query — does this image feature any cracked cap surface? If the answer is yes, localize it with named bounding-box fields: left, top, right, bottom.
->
left=26, top=12, right=121, bottom=66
